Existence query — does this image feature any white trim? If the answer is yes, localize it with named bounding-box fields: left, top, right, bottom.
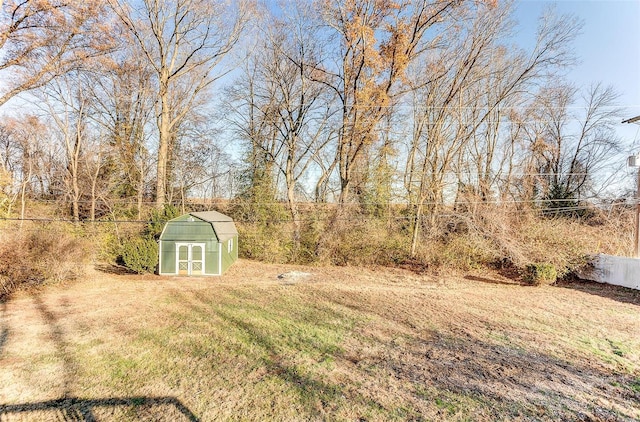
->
left=175, top=242, right=206, bottom=276
left=218, top=242, right=222, bottom=275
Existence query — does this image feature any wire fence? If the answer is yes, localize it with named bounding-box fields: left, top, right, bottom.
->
left=0, top=199, right=632, bottom=228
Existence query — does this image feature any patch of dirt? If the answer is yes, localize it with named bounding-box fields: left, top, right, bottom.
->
left=277, top=271, right=314, bottom=285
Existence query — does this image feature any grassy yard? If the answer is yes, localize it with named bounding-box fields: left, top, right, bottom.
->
left=1, top=260, right=639, bottom=421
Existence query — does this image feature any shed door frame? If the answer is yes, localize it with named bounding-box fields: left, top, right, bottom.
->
left=175, top=242, right=206, bottom=276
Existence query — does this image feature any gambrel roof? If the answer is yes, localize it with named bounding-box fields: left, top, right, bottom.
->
left=190, top=211, right=238, bottom=242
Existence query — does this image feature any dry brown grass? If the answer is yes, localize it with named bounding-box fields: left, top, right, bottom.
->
left=1, top=260, right=639, bottom=421
left=0, top=226, right=90, bottom=299
left=411, top=205, right=634, bottom=277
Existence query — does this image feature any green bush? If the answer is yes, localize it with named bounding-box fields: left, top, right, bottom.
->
left=523, top=263, right=557, bottom=286
left=121, top=237, right=158, bottom=274
left=237, top=222, right=291, bottom=264
left=145, top=204, right=180, bottom=239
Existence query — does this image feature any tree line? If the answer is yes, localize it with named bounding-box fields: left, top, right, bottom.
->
left=0, top=1, right=625, bottom=252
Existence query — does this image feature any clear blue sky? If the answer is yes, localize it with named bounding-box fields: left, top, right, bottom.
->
left=514, top=0, right=640, bottom=151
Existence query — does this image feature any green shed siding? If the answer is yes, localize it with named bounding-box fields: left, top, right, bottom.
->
left=161, top=216, right=217, bottom=241
left=205, top=241, right=219, bottom=274
left=220, top=235, right=238, bottom=273
left=160, top=241, right=176, bottom=273
left=158, top=211, right=238, bottom=276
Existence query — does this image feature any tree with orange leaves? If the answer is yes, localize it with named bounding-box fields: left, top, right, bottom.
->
left=316, top=0, right=479, bottom=204
left=0, top=0, right=115, bottom=108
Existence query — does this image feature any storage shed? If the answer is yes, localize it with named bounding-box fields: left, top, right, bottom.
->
left=158, top=211, right=238, bottom=276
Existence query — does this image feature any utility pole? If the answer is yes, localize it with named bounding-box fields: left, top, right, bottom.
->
left=637, top=168, right=640, bottom=258
left=624, top=115, right=640, bottom=258
left=634, top=159, right=640, bottom=258
left=627, top=154, right=640, bottom=258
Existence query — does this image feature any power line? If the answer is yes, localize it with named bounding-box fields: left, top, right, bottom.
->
left=0, top=203, right=612, bottom=226
left=225, top=103, right=638, bottom=110
left=5, top=195, right=631, bottom=207
left=0, top=217, right=149, bottom=223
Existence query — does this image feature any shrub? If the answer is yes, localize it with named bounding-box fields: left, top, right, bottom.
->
left=0, top=235, right=30, bottom=298
left=237, top=222, right=291, bottom=264
left=145, top=204, right=180, bottom=239
left=120, top=236, right=158, bottom=274
left=523, top=263, right=557, bottom=286
left=96, top=230, right=123, bottom=264
left=27, top=228, right=89, bottom=283
left=418, top=233, right=501, bottom=271
left=0, top=228, right=90, bottom=299
left=316, top=215, right=411, bottom=267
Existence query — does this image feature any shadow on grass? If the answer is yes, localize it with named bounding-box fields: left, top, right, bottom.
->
left=558, top=277, right=640, bottom=306
left=0, top=396, right=199, bottom=421
left=0, top=300, right=7, bottom=357
left=216, top=307, right=344, bottom=402
left=309, top=288, right=640, bottom=420
left=0, top=327, right=6, bottom=356
left=463, top=275, right=522, bottom=286
left=94, top=263, right=138, bottom=275
left=380, top=329, right=640, bottom=420
left=169, top=289, right=353, bottom=416
left=32, top=295, right=78, bottom=396
left=20, top=295, right=199, bottom=421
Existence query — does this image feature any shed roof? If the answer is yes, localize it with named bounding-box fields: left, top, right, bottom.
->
left=190, top=211, right=238, bottom=242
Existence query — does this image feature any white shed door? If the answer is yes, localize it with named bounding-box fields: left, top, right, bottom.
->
left=176, top=243, right=205, bottom=276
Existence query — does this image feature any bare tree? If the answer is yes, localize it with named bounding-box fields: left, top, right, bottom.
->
left=34, top=72, right=96, bottom=222
left=110, top=0, right=250, bottom=207
left=0, top=116, right=48, bottom=225
left=242, top=5, right=335, bottom=249
left=521, top=83, right=623, bottom=208
left=0, top=0, right=114, bottom=107
left=169, top=113, right=233, bottom=210
left=316, top=0, right=472, bottom=204
left=404, top=2, right=580, bottom=256
left=87, top=48, right=156, bottom=219
left=224, top=51, right=281, bottom=206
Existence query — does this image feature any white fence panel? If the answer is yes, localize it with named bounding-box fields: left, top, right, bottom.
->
left=577, top=254, right=640, bottom=291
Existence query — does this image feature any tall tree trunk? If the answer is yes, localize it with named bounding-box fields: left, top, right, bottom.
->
left=285, top=154, right=300, bottom=255
left=156, top=83, right=170, bottom=208
left=410, top=202, right=423, bottom=257
left=20, top=157, right=32, bottom=230
left=67, top=134, right=81, bottom=222
left=90, top=177, right=97, bottom=222
left=136, top=153, right=146, bottom=220
left=71, top=165, right=80, bottom=222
